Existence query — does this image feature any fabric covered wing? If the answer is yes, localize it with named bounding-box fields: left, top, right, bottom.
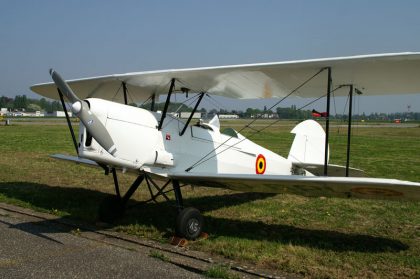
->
left=50, top=154, right=99, bottom=167
left=169, top=173, right=420, bottom=201
left=31, top=52, right=420, bottom=103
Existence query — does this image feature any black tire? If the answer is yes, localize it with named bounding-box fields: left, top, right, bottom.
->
left=175, top=207, right=204, bottom=240
left=98, top=196, right=125, bottom=223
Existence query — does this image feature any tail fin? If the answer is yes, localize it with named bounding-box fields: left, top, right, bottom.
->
left=287, top=120, right=328, bottom=165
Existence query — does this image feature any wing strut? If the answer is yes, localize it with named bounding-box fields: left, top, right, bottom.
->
left=158, top=78, right=175, bottom=130
left=345, top=85, right=354, bottom=177
left=57, top=88, right=79, bottom=155
left=343, top=85, right=363, bottom=177
left=122, top=82, right=128, bottom=105
left=323, top=67, right=332, bottom=176
left=179, top=92, right=205, bottom=136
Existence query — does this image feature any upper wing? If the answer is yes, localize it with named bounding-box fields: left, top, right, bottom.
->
left=169, top=173, right=420, bottom=201
left=31, top=52, right=420, bottom=103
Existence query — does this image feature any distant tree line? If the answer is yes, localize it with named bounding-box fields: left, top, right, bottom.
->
left=243, top=105, right=312, bottom=119
left=0, top=95, right=61, bottom=112
left=2, top=95, right=419, bottom=120
left=145, top=101, right=420, bottom=120
left=333, top=112, right=420, bottom=121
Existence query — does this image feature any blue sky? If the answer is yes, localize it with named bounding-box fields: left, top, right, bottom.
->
left=1, top=0, right=420, bottom=113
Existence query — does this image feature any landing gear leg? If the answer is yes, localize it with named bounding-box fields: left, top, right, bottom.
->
left=98, top=169, right=144, bottom=223
left=173, top=180, right=184, bottom=212
left=173, top=180, right=204, bottom=240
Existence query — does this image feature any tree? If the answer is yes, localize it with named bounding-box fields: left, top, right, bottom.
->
left=245, top=108, right=254, bottom=117
left=0, top=96, right=13, bottom=109
left=51, top=101, right=61, bottom=112
left=39, top=98, right=48, bottom=110
left=13, top=95, right=28, bottom=110
left=245, top=107, right=263, bottom=118
left=27, top=103, right=41, bottom=112
left=208, top=109, right=218, bottom=117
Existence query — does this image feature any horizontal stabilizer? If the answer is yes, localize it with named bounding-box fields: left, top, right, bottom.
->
left=170, top=173, right=420, bottom=201
left=293, top=163, right=366, bottom=177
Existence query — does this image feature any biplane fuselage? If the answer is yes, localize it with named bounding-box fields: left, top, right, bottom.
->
left=79, top=98, right=293, bottom=177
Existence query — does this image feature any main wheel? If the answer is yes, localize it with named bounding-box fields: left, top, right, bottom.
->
left=175, top=207, right=204, bottom=240
left=98, top=196, right=125, bottom=223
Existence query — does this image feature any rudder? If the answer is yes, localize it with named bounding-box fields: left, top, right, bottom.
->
left=287, top=120, right=328, bottom=165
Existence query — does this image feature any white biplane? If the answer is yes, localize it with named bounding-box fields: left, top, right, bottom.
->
left=31, top=52, right=420, bottom=239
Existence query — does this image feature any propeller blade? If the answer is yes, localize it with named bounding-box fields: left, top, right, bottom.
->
left=49, top=69, right=117, bottom=155
left=49, top=69, right=80, bottom=104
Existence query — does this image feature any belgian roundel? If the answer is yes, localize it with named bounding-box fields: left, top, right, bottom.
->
left=255, top=154, right=266, bottom=174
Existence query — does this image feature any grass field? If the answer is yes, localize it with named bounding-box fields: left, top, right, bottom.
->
left=0, top=120, right=419, bottom=278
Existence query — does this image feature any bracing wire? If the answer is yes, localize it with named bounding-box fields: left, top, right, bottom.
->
left=243, top=85, right=345, bottom=138
left=111, top=83, right=123, bottom=102
left=354, top=92, right=361, bottom=136
left=185, top=67, right=328, bottom=172
left=162, top=93, right=204, bottom=130
left=124, top=85, right=136, bottom=105
left=139, top=94, right=154, bottom=108
left=339, top=92, right=350, bottom=135
left=235, top=67, right=328, bottom=134
left=206, top=94, right=230, bottom=113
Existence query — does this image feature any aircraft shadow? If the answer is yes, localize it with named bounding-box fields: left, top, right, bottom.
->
left=0, top=218, right=63, bottom=244
left=0, top=182, right=408, bottom=253
left=125, top=196, right=408, bottom=253
left=202, top=217, right=408, bottom=253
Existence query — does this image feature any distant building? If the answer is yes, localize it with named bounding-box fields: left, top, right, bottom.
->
left=48, top=111, right=73, bottom=117
left=218, top=114, right=239, bottom=119
left=250, top=113, right=277, bottom=119
left=261, top=113, right=277, bottom=119
left=30, top=111, right=44, bottom=117
left=180, top=112, right=201, bottom=119
left=8, top=110, right=45, bottom=117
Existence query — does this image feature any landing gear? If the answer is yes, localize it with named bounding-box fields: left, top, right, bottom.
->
left=172, top=180, right=204, bottom=240
left=176, top=207, right=204, bottom=240
left=98, top=168, right=144, bottom=223
left=99, top=169, right=204, bottom=240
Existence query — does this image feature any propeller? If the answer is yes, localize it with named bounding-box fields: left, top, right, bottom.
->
left=50, top=69, right=117, bottom=155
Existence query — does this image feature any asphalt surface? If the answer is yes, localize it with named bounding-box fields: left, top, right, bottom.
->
left=0, top=207, right=205, bottom=279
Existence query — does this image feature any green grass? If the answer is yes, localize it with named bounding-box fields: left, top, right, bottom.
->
left=0, top=121, right=419, bottom=278
left=204, top=264, right=239, bottom=279
left=149, top=250, right=170, bottom=262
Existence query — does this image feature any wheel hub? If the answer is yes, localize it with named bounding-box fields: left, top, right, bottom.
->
left=187, top=218, right=200, bottom=234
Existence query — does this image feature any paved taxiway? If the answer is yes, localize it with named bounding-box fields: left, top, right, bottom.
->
left=0, top=206, right=204, bottom=279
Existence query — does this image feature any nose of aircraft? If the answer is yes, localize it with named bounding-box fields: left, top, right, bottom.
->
left=50, top=69, right=117, bottom=155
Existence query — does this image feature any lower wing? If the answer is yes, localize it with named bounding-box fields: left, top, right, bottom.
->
left=49, top=154, right=420, bottom=201
left=51, top=154, right=98, bottom=167
left=169, top=173, right=420, bottom=201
